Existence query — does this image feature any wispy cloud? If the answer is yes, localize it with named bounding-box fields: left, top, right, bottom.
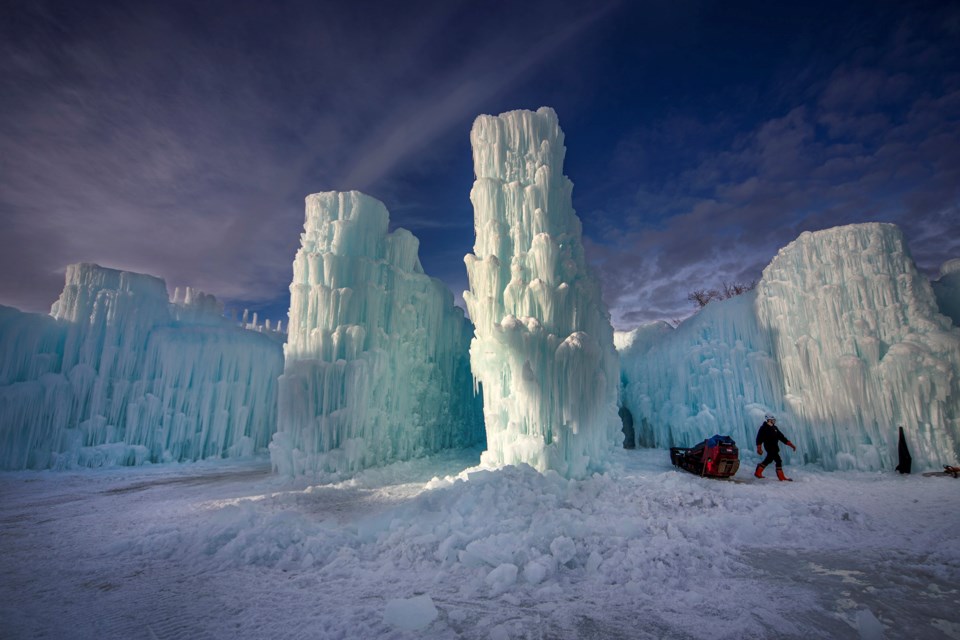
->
left=0, top=0, right=619, bottom=314
left=584, top=10, right=960, bottom=328
left=339, top=2, right=619, bottom=191
left=2, top=0, right=956, bottom=334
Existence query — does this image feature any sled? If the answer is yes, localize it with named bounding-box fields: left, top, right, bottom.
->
left=922, top=466, right=960, bottom=479
left=670, top=435, right=740, bottom=479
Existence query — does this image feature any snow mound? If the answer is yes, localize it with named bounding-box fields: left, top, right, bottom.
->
left=383, top=594, right=438, bottom=631
left=8, top=447, right=958, bottom=639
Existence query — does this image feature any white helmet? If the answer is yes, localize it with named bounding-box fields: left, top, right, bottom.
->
left=764, top=414, right=776, bottom=421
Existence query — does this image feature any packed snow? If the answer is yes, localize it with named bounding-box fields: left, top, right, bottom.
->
left=0, top=264, right=282, bottom=470
left=620, top=223, right=960, bottom=472
left=464, top=107, right=620, bottom=478
left=1, top=448, right=958, bottom=639
left=271, top=191, right=483, bottom=476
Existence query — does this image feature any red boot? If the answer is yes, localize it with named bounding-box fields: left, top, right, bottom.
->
left=754, top=464, right=765, bottom=479
left=776, top=468, right=792, bottom=481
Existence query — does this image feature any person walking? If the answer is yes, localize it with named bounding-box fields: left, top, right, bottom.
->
left=754, top=414, right=796, bottom=481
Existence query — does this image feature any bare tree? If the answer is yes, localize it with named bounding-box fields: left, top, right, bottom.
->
left=687, top=289, right=713, bottom=307
left=688, top=280, right=757, bottom=308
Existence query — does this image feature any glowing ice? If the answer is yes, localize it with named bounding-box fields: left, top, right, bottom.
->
left=758, top=223, right=960, bottom=470
left=270, top=191, right=483, bottom=476
left=0, top=263, right=283, bottom=469
left=619, top=223, right=960, bottom=470
left=464, top=108, right=620, bottom=478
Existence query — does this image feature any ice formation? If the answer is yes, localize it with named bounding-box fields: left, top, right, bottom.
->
left=463, top=107, right=620, bottom=478
left=758, top=224, right=960, bottom=469
left=0, top=263, right=283, bottom=469
left=270, top=191, right=483, bottom=476
left=617, top=295, right=779, bottom=451
left=619, top=223, right=960, bottom=470
left=933, top=258, right=960, bottom=326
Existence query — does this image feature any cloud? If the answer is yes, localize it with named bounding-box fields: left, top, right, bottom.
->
left=0, top=0, right=619, bottom=314
left=338, top=2, right=619, bottom=191
left=588, top=35, right=960, bottom=328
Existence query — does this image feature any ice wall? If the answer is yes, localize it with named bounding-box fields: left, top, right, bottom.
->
left=758, top=223, right=960, bottom=470
left=619, top=223, right=960, bottom=471
left=0, top=264, right=283, bottom=469
left=464, top=107, right=620, bottom=478
left=270, top=191, right=483, bottom=476
left=933, top=259, right=960, bottom=326
left=618, top=295, right=782, bottom=451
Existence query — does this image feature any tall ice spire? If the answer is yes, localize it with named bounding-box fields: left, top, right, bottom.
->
left=464, top=107, right=620, bottom=477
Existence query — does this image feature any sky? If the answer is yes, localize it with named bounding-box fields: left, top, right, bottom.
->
left=2, top=0, right=958, bottom=329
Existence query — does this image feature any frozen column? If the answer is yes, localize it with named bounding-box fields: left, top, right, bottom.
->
left=464, top=107, right=620, bottom=478
left=271, top=191, right=483, bottom=476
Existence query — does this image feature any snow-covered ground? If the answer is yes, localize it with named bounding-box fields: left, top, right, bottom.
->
left=1, top=448, right=958, bottom=640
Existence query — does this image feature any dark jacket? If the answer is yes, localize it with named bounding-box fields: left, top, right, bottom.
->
left=756, top=422, right=790, bottom=452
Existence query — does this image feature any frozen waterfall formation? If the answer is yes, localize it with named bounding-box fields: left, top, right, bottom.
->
left=270, top=192, right=484, bottom=476
left=0, top=264, right=282, bottom=470
left=619, top=223, right=960, bottom=471
left=464, top=108, right=621, bottom=478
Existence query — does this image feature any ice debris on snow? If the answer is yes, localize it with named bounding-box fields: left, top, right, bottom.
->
left=382, top=594, right=438, bottom=631
left=464, top=107, right=620, bottom=478
left=6, top=446, right=960, bottom=639
left=485, top=563, right=519, bottom=595
left=270, top=191, right=484, bottom=476
left=619, top=223, right=960, bottom=471
left=0, top=263, right=282, bottom=469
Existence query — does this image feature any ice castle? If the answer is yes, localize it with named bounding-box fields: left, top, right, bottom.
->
left=1, top=108, right=958, bottom=475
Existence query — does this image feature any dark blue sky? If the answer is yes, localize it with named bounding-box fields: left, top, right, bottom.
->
left=2, top=0, right=958, bottom=328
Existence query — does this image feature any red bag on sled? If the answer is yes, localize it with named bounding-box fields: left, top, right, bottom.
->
left=670, top=435, right=740, bottom=478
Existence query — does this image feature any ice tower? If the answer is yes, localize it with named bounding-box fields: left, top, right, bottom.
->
left=270, top=191, right=483, bottom=476
left=464, top=107, right=620, bottom=478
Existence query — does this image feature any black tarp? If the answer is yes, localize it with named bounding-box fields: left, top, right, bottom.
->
left=895, top=426, right=912, bottom=474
